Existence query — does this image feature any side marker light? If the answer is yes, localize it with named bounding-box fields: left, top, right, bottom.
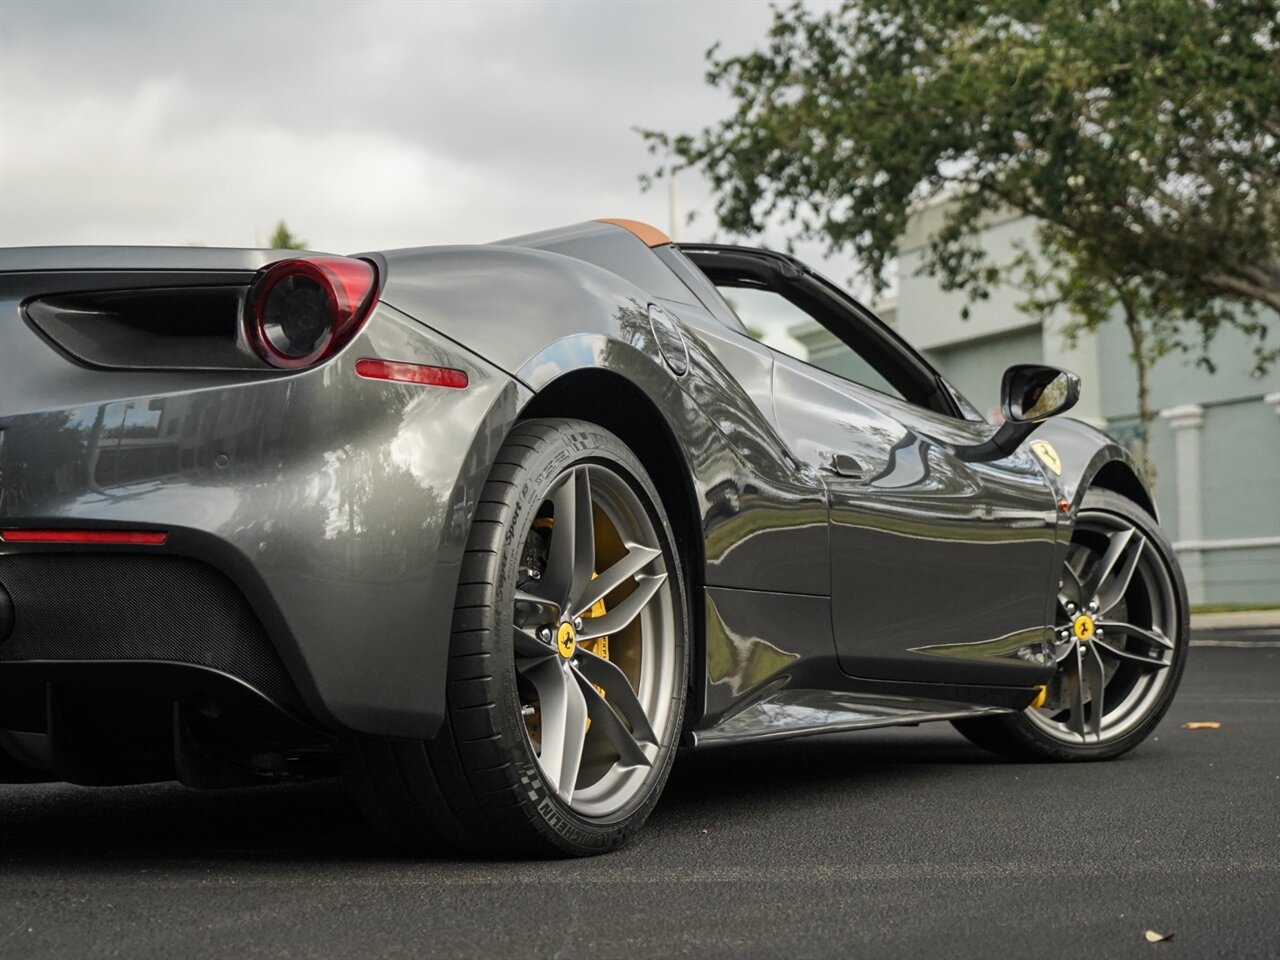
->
left=0, top=529, right=168, bottom=545
left=354, top=358, right=468, bottom=389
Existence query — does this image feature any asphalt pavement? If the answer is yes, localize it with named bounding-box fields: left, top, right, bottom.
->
left=1, top=641, right=1277, bottom=960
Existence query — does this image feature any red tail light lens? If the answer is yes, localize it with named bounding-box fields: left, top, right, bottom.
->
left=245, top=257, right=378, bottom=368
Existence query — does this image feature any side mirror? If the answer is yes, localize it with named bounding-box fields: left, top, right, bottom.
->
left=954, top=364, right=1080, bottom=463
left=1002, top=364, right=1080, bottom=423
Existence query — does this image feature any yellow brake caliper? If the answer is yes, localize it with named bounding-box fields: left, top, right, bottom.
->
left=525, top=519, right=610, bottom=741
left=580, top=573, right=610, bottom=665
left=579, top=573, right=609, bottom=730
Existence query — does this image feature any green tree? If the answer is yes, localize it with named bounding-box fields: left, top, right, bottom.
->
left=643, top=0, right=1280, bottom=479
left=267, top=220, right=307, bottom=250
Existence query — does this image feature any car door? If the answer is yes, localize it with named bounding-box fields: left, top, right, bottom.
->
left=685, top=248, right=1061, bottom=688
left=772, top=353, right=1060, bottom=687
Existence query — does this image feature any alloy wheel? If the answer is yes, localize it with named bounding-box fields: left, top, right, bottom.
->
left=511, top=463, right=678, bottom=818
left=1028, top=507, right=1180, bottom=744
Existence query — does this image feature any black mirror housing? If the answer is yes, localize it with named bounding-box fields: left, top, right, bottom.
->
left=1002, top=364, right=1081, bottom=423
left=955, top=364, right=1080, bottom=463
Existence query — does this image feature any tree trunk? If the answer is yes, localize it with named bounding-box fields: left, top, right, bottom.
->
left=1120, top=295, right=1157, bottom=492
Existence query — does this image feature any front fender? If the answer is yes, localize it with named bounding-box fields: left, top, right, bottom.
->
left=1029, top=417, right=1156, bottom=521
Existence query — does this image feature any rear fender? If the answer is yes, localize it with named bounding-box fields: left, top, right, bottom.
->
left=374, top=245, right=662, bottom=378
left=510, top=322, right=829, bottom=733
left=0, top=303, right=522, bottom=742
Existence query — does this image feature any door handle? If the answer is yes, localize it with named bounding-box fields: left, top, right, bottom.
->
left=822, top=452, right=865, bottom=479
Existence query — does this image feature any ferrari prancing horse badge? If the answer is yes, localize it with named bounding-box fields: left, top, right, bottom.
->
left=1031, top=440, right=1062, bottom=475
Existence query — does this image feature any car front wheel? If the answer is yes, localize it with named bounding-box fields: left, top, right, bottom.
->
left=954, top=488, right=1189, bottom=761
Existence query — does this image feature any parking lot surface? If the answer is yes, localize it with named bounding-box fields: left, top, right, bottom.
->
left=2, top=643, right=1277, bottom=959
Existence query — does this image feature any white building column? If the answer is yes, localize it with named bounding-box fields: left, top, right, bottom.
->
left=1160, top=404, right=1206, bottom=604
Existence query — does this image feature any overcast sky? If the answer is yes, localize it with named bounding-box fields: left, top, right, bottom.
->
left=0, top=0, right=852, bottom=286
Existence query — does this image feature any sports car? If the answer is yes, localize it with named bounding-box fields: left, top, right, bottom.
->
left=0, top=218, right=1188, bottom=856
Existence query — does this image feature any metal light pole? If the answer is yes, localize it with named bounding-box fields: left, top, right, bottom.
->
left=668, top=172, right=679, bottom=242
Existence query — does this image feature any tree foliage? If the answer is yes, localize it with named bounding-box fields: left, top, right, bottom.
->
left=642, top=0, right=1280, bottom=475
left=268, top=220, right=307, bottom=250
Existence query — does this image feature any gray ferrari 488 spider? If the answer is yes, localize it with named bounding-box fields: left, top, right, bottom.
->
left=0, top=218, right=1188, bottom=856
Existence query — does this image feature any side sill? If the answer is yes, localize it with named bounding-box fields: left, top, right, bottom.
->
left=687, top=688, right=1014, bottom=748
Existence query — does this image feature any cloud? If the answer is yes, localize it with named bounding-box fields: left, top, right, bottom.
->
left=1, top=68, right=487, bottom=249
left=0, top=0, right=861, bottom=290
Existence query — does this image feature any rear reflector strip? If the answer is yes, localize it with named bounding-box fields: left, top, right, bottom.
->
left=355, top=358, right=468, bottom=389
left=0, top=530, right=168, bottom=545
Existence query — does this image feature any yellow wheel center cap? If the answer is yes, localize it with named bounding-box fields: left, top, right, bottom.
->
left=1072, top=614, right=1096, bottom=642
left=556, top=622, right=577, bottom=659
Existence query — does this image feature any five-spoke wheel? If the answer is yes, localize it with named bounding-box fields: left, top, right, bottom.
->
left=511, top=462, right=680, bottom=816
left=339, top=419, right=687, bottom=857
left=1031, top=509, right=1178, bottom=743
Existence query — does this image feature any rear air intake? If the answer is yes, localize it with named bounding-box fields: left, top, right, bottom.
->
left=26, top=284, right=259, bottom=370
left=22, top=255, right=379, bottom=373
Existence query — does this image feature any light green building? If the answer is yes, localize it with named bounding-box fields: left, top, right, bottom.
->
left=791, top=201, right=1280, bottom=605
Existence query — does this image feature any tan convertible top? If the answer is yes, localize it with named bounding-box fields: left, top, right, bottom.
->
left=593, top=218, right=671, bottom=248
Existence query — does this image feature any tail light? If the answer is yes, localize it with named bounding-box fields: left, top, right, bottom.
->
left=244, top=256, right=378, bottom=368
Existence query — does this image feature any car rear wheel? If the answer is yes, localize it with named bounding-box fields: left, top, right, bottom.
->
left=342, top=418, right=688, bottom=856
left=953, top=488, right=1189, bottom=761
